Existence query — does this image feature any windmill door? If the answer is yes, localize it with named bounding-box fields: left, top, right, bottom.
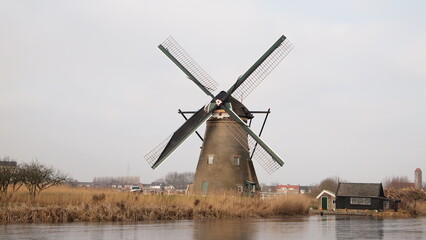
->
left=321, top=197, right=328, bottom=210
left=201, top=181, right=208, bottom=195
left=244, top=180, right=256, bottom=197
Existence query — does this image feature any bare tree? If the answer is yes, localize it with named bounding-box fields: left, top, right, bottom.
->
left=92, top=176, right=140, bottom=186
left=21, top=160, right=69, bottom=197
left=383, top=176, right=412, bottom=189
left=154, top=177, right=165, bottom=183
left=0, top=166, right=13, bottom=195
left=10, top=165, right=24, bottom=192
left=182, top=172, right=195, bottom=183
left=0, top=156, right=19, bottom=195
left=162, top=171, right=194, bottom=186
left=310, top=176, right=341, bottom=197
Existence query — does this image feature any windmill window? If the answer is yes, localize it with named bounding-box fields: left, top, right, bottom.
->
left=232, top=157, right=240, bottom=166
left=207, top=155, right=214, bottom=164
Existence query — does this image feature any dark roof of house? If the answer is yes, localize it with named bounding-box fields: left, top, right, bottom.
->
left=336, top=183, right=385, bottom=198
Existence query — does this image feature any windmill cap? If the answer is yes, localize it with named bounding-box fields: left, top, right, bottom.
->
left=227, top=96, right=254, bottom=119
left=415, top=168, right=422, bottom=172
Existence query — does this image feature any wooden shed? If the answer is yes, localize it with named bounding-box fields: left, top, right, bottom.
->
left=335, top=183, right=387, bottom=211
left=316, top=190, right=336, bottom=210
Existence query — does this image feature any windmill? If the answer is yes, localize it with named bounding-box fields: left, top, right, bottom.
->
left=145, top=35, right=293, bottom=195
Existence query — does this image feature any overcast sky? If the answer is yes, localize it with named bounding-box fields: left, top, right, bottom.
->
left=1, top=1, right=425, bottom=185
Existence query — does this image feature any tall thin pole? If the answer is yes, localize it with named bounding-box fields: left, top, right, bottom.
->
left=178, top=109, right=204, bottom=142
left=250, top=108, right=271, bottom=160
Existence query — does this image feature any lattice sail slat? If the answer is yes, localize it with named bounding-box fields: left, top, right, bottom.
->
left=161, top=36, right=219, bottom=93
left=225, top=120, right=282, bottom=174
left=144, top=134, right=172, bottom=168
left=232, top=39, right=294, bottom=101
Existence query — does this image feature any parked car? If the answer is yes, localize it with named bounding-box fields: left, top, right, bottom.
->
left=130, top=185, right=142, bottom=193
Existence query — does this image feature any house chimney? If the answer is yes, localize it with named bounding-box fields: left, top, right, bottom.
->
left=415, top=168, right=422, bottom=189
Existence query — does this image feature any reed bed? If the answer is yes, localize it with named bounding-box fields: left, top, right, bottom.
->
left=385, top=187, right=426, bottom=216
left=0, top=186, right=311, bottom=223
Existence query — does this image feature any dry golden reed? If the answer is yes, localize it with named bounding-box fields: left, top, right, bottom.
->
left=385, top=187, right=426, bottom=216
left=0, top=185, right=312, bottom=223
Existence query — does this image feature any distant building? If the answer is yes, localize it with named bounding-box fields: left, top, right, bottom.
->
left=141, top=182, right=166, bottom=194
left=316, top=190, right=336, bottom=210
left=415, top=168, right=422, bottom=189
left=164, top=185, right=175, bottom=193
left=335, top=183, right=389, bottom=211
left=299, top=186, right=312, bottom=194
left=92, top=176, right=140, bottom=189
left=260, top=184, right=310, bottom=199
left=261, top=185, right=277, bottom=193
left=76, top=182, right=93, bottom=188
left=174, top=185, right=189, bottom=194
left=149, top=182, right=165, bottom=190
left=276, top=184, right=299, bottom=194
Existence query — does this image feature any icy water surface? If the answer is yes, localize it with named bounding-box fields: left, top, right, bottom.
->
left=1, top=215, right=425, bottom=240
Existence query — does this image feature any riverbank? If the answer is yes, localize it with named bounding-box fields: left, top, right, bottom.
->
left=310, top=209, right=412, bottom=218
left=0, top=186, right=311, bottom=224
left=309, top=187, right=426, bottom=218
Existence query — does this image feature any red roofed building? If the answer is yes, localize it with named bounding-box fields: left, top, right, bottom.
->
left=276, top=184, right=300, bottom=194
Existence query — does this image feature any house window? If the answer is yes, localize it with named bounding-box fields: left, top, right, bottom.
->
left=207, top=155, right=214, bottom=164
left=350, top=197, right=371, bottom=205
left=232, top=157, right=240, bottom=166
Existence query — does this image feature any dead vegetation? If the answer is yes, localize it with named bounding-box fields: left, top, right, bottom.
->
left=0, top=185, right=311, bottom=223
left=385, top=187, right=426, bottom=216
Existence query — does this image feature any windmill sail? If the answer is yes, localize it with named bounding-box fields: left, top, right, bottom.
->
left=146, top=35, right=292, bottom=179
left=145, top=103, right=216, bottom=169
left=222, top=104, right=284, bottom=174
left=228, top=36, right=293, bottom=101
left=159, top=36, right=219, bottom=97
left=226, top=123, right=283, bottom=174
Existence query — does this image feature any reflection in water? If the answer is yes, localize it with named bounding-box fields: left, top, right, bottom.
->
left=0, top=216, right=425, bottom=240
left=334, top=216, right=384, bottom=240
left=193, top=217, right=310, bottom=240
left=193, top=219, right=253, bottom=240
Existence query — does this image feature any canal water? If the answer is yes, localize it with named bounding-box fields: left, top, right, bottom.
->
left=1, top=215, right=425, bottom=240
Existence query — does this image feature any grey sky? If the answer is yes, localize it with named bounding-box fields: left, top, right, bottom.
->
left=1, top=1, right=425, bottom=185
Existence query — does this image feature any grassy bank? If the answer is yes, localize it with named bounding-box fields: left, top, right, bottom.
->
left=0, top=186, right=311, bottom=223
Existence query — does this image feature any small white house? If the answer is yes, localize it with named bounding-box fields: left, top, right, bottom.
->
left=316, top=190, right=336, bottom=210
